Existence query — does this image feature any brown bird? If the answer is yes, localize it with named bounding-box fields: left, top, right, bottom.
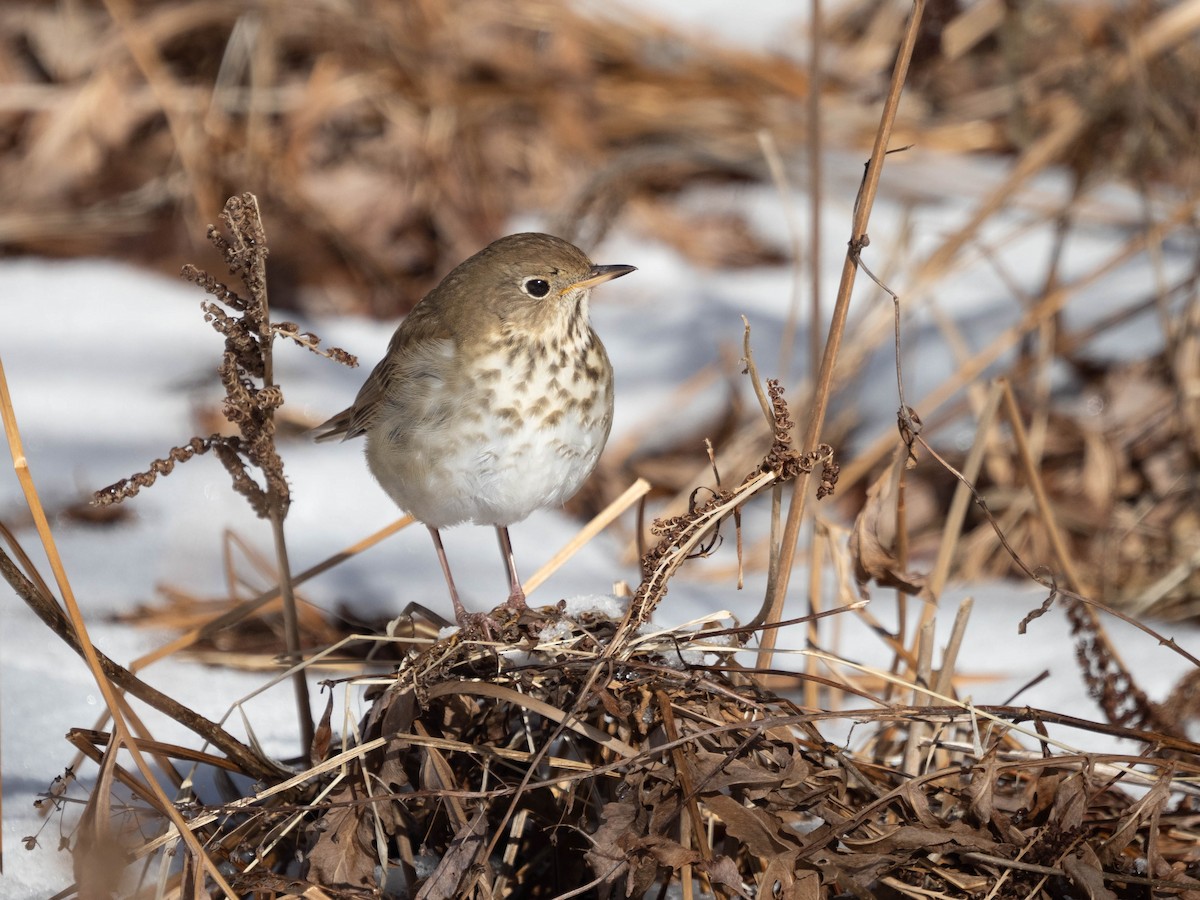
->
left=316, top=233, right=635, bottom=628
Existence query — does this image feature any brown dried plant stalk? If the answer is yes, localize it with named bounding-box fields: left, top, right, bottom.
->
left=632, top=379, right=838, bottom=629
left=93, top=192, right=357, bottom=753
left=757, top=0, right=927, bottom=669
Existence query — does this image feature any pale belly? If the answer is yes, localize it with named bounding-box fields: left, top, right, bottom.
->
left=364, top=352, right=613, bottom=528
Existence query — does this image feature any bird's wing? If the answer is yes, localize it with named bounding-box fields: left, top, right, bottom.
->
left=312, top=303, right=453, bottom=442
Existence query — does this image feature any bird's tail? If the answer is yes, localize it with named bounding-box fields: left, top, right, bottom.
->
left=311, top=407, right=355, bottom=442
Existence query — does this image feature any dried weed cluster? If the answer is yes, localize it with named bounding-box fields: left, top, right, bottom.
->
left=294, top=607, right=1200, bottom=899
left=93, top=193, right=355, bottom=515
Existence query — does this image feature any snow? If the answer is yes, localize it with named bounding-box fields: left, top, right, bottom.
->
left=578, top=0, right=811, bottom=55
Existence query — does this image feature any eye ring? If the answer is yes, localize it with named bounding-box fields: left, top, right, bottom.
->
left=522, top=278, right=551, bottom=298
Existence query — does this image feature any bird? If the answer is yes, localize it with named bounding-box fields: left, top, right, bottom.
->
left=316, top=232, right=635, bottom=629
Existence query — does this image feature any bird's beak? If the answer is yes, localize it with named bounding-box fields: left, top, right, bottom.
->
left=561, top=264, right=637, bottom=295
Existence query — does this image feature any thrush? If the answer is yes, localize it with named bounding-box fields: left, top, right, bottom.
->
left=316, top=232, right=635, bottom=628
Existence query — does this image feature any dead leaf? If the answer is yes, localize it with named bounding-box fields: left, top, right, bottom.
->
left=851, top=452, right=928, bottom=595
left=705, top=793, right=792, bottom=857
left=640, top=834, right=701, bottom=869
left=1051, top=772, right=1088, bottom=831
left=415, top=809, right=488, bottom=900
left=758, top=849, right=801, bottom=899
left=783, top=868, right=822, bottom=900
left=965, top=751, right=999, bottom=826
left=1062, top=845, right=1117, bottom=900
left=702, top=854, right=754, bottom=898
left=692, top=747, right=794, bottom=795
left=311, top=691, right=335, bottom=765
left=305, top=782, right=379, bottom=889
left=584, top=801, right=642, bottom=889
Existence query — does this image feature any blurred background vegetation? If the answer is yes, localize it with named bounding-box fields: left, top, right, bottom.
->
left=3, top=0, right=1195, bottom=314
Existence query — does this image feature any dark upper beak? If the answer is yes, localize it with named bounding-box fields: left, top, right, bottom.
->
left=562, top=264, right=637, bottom=294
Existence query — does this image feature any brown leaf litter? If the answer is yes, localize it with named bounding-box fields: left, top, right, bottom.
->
left=234, top=597, right=1200, bottom=898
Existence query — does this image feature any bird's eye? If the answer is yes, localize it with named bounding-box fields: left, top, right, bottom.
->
left=522, top=278, right=551, bottom=298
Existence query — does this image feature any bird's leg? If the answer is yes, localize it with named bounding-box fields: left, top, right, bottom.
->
left=427, top=525, right=476, bottom=627
left=495, top=526, right=528, bottom=611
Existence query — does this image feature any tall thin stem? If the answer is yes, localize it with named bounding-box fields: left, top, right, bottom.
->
left=244, top=194, right=314, bottom=753
left=756, top=1, right=927, bottom=670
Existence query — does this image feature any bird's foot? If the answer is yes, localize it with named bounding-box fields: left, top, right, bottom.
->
left=450, top=592, right=530, bottom=641
left=453, top=609, right=504, bottom=640
left=504, top=587, right=528, bottom=613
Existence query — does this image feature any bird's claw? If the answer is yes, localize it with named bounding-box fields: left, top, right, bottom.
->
left=504, top=588, right=528, bottom=613
left=454, top=610, right=503, bottom=640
